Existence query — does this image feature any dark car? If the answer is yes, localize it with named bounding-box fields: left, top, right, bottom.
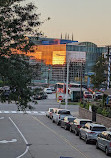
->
left=61, top=116, right=76, bottom=130
left=41, top=92, right=47, bottom=99
left=70, top=119, right=92, bottom=136
left=33, top=92, right=47, bottom=100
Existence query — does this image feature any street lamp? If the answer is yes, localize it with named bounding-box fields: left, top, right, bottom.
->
left=56, top=53, right=69, bottom=109
left=65, top=61, right=69, bottom=109
left=107, top=46, right=111, bottom=89
left=48, top=67, right=50, bottom=88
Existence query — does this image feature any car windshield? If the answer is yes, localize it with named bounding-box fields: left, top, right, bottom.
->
left=92, top=127, right=106, bottom=131
left=58, top=110, right=70, bottom=114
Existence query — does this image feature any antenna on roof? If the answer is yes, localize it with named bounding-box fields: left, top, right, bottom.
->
left=72, top=33, right=74, bottom=41
left=65, top=33, right=67, bottom=39
left=68, top=34, right=69, bottom=40
left=61, top=33, right=62, bottom=39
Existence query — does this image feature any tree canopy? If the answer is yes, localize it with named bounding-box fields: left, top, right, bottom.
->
left=91, top=56, right=107, bottom=89
left=0, top=0, right=42, bottom=110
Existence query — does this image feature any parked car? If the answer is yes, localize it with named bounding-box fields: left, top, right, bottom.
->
left=33, top=92, right=47, bottom=100
left=79, top=123, right=107, bottom=144
left=61, top=116, right=76, bottom=130
left=70, top=119, right=92, bottom=136
left=93, top=91, right=103, bottom=100
left=46, top=108, right=54, bottom=118
left=83, top=91, right=93, bottom=100
left=44, top=88, right=52, bottom=94
left=41, top=92, right=48, bottom=99
left=96, top=131, right=111, bottom=156
left=49, top=108, right=58, bottom=119
left=52, top=109, right=71, bottom=125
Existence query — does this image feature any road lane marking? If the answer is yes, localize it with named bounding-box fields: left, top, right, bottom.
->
left=32, top=116, right=90, bottom=158
left=0, top=111, right=46, bottom=115
left=4, top=111, right=9, bottom=113
left=0, top=117, right=4, bottom=119
left=9, top=117, right=29, bottom=158
left=0, top=139, right=17, bottom=144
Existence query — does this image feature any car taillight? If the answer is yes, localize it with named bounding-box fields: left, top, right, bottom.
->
left=110, top=142, right=111, bottom=147
left=88, top=132, right=95, bottom=134
left=77, top=125, right=81, bottom=128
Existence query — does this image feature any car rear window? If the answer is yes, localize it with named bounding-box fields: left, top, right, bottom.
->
left=50, top=109, right=53, bottom=112
left=58, top=110, right=71, bottom=114
left=92, top=127, right=106, bottom=131
left=68, top=118, right=75, bottom=122
left=80, top=121, right=92, bottom=125
left=60, top=115, right=66, bottom=120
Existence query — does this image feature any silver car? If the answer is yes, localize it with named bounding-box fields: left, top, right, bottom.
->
left=96, top=131, right=111, bottom=156
left=79, top=123, right=106, bottom=144
left=46, top=108, right=54, bottom=118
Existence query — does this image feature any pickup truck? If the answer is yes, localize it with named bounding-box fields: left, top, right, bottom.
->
left=52, top=109, right=71, bottom=125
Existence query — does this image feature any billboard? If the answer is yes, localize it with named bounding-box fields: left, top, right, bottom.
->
left=66, top=51, right=86, bottom=62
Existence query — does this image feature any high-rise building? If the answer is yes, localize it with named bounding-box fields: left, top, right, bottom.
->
left=14, top=37, right=107, bottom=86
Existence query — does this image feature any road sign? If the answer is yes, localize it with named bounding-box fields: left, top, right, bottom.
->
left=58, top=96, right=63, bottom=101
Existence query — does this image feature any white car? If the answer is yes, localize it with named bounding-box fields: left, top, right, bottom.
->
left=93, top=92, right=103, bottom=100
left=44, top=88, right=52, bottom=94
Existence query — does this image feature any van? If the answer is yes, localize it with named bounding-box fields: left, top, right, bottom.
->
left=44, top=88, right=52, bottom=94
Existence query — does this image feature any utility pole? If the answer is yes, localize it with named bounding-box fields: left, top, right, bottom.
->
left=80, top=62, right=83, bottom=101
left=107, top=46, right=111, bottom=89
left=48, top=67, right=50, bottom=88
left=65, top=62, right=69, bottom=109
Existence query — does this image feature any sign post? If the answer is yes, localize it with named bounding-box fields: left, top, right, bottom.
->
left=58, top=96, right=63, bottom=108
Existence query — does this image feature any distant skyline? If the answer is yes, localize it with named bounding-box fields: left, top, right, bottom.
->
left=25, top=0, right=111, bottom=46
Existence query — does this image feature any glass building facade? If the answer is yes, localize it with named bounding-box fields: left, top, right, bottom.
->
left=13, top=37, right=107, bottom=85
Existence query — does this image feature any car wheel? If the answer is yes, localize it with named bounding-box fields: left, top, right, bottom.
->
left=96, top=142, right=99, bottom=149
left=75, top=130, right=78, bottom=136
left=85, top=136, right=89, bottom=144
left=79, top=132, right=82, bottom=139
left=69, top=127, right=72, bottom=132
left=64, top=125, right=67, bottom=130
left=57, top=122, right=59, bottom=126
left=105, top=147, right=109, bottom=156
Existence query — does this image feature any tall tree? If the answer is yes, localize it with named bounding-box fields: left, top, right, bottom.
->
left=91, top=56, right=107, bottom=89
left=0, top=0, right=42, bottom=110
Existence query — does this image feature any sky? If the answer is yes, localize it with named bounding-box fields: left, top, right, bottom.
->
left=25, top=0, right=111, bottom=46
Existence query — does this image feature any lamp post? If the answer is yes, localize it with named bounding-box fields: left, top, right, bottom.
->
left=56, top=53, right=69, bottom=109
left=48, top=67, right=50, bottom=88
left=80, top=62, right=83, bottom=102
left=65, top=61, right=69, bottom=109
left=107, top=46, right=111, bottom=89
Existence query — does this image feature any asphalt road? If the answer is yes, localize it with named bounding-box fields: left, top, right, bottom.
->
left=0, top=93, right=109, bottom=158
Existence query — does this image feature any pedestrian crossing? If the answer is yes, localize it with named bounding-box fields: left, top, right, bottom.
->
left=0, top=111, right=46, bottom=115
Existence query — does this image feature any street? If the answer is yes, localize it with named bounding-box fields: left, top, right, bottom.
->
left=0, top=93, right=109, bottom=158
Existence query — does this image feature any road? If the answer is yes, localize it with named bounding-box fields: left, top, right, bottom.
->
left=0, top=93, right=109, bottom=158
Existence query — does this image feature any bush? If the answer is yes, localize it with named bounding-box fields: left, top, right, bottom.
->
left=97, top=107, right=103, bottom=114
left=101, top=108, right=109, bottom=117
